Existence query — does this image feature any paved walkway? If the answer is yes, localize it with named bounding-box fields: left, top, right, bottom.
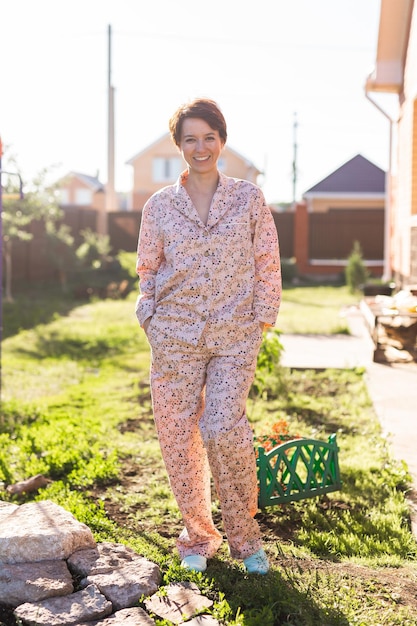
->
left=279, top=306, right=417, bottom=535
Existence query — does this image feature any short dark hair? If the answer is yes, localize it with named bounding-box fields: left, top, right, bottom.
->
left=169, top=98, right=227, bottom=147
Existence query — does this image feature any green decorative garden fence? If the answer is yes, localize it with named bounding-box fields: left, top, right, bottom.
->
left=257, top=434, right=342, bottom=508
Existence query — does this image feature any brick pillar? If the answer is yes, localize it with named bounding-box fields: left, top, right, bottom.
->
left=294, top=202, right=309, bottom=274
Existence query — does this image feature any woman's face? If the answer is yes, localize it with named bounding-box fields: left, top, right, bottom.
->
left=179, top=117, right=224, bottom=175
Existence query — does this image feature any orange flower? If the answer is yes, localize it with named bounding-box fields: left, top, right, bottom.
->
left=254, top=417, right=300, bottom=458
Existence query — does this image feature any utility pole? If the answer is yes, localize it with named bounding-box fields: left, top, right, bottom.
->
left=292, top=112, right=298, bottom=205
left=101, top=24, right=117, bottom=236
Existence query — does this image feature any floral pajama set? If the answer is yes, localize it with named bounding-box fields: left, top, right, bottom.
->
left=136, top=170, right=281, bottom=561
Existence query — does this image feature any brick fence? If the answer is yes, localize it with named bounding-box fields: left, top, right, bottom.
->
left=292, top=203, right=384, bottom=277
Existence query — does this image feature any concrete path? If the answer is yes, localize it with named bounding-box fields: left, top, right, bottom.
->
left=279, top=305, right=417, bottom=535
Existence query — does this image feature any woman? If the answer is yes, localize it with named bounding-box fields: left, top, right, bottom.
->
left=136, top=98, right=281, bottom=574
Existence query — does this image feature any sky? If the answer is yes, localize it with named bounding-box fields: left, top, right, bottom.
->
left=0, top=0, right=390, bottom=204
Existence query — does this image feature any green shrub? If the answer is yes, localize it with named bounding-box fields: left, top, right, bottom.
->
left=251, top=329, right=286, bottom=399
left=281, top=257, right=297, bottom=284
left=76, top=229, right=112, bottom=269
left=116, top=251, right=138, bottom=279
left=345, top=241, right=369, bottom=293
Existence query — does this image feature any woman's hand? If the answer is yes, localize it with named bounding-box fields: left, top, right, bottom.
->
left=143, top=317, right=152, bottom=335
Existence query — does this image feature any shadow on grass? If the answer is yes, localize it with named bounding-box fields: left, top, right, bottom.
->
left=204, top=559, right=351, bottom=626
left=2, top=265, right=136, bottom=340
left=2, top=286, right=89, bottom=340
left=9, top=332, right=150, bottom=373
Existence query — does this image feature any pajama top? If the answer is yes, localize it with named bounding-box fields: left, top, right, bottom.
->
left=136, top=170, right=281, bottom=348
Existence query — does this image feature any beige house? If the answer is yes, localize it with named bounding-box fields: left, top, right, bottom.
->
left=365, top=0, right=417, bottom=285
left=126, top=133, right=261, bottom=211
left=57, top=172, right=106, bottom=211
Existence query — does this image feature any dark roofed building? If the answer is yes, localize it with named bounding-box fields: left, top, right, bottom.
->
left=294, top=153, right=386, bottom=279
left=302, top=154, right=386, bottom=214
left=304, top=154, right=386, bottom=196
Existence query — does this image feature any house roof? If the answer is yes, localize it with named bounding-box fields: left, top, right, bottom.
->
left=303, top=154, right=386, bottom=196
left=365, top=0, right=413, bottom=93
left=62, top=171, right=105, bottom=192
left=223, top=144, right=262, bottom=175
left=126, top=133, right=170, bottom=165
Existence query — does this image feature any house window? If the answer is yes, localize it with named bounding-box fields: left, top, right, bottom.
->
left=152, top=157, right=183, bottom=183
left=58, top=189, right=70, bottom=205
left=75, top=188, right=93, bottom=205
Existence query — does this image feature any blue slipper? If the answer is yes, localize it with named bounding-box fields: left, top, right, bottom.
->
left=180, top=555, right=207, bottom=572
left=243, top=548, right=270, bottom=574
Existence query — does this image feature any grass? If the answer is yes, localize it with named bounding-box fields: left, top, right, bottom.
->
left=1, top=282, right=417, bottom=625
left=277, top=285, right=360, bottom=334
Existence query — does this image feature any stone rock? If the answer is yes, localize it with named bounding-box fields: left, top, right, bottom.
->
left=0, top=501, right=19, bottom=522
left=144, top=582, right=214, bottom=624
left=77, top=606, right=156, bottom=625
left=81, top=559, right=161, bottom=611
left=0, top=500, right=96, bottom=565
left=67, top=542, right=144, bottom=576
left=14, top=584, right=112, bottom=626
left=0, top=501, right=216, bottom=626
left=0, top=559, right=73, bottom=606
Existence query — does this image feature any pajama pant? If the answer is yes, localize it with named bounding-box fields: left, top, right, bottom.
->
left=147, top=322, right=263, bottom=561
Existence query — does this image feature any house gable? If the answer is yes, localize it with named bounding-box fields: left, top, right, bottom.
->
left=304, top=154, right=386, bottom=196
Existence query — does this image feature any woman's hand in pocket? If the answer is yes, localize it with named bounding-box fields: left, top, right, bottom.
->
left=143, top=317, right=152, bottom=335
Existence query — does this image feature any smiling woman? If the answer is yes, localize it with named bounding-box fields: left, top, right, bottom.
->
left=168, top=99, right=228, bottom=225
left=135, top=97, right=282, bottom=575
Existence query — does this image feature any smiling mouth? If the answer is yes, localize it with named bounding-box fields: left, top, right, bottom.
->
left=194, top=156, right=210, bottom=161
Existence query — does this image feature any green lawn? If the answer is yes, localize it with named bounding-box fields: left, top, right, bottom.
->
left=1, top=285, right=417, bottom=625
left=277, top=285, right=360, bottom=334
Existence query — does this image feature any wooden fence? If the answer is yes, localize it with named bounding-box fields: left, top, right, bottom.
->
left=308, top=209, right=384, bottom=260
left=8, top=205, right=385, bottom=284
